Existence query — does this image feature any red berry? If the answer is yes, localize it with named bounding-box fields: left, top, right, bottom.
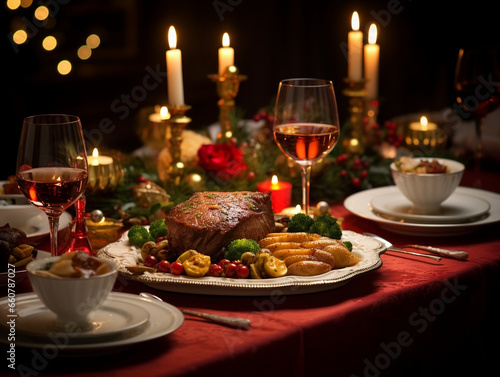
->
left=224, top=262, right=238, bottom=278
left=170, top=261, right=184, bottom=275
left=218, top=259, right=230, bottom=267
left=340, top=169, right=347, bottom=178
left=143, top=255, right=158, bottom=267
left=351, top=177, right=361, bottom=187
left=236, top=264, right=249, bottom=279
left=208, top=264, right=223, bottom=277
left=158, top=260, right=171, bottom=273
left=247, top=171, right=256, bottom=181
left=360, top=170, right=368, bottom=179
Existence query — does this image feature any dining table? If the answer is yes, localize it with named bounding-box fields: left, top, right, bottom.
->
left=2, top=165, right=500, bottom=377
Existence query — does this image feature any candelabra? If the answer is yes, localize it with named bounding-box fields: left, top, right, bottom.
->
left=208, top=65, right=247, bottom=141
left=165, top=104, right=191, bottom=185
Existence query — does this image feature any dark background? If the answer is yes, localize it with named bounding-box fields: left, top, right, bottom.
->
left=2, top=0, right=498, bottom=179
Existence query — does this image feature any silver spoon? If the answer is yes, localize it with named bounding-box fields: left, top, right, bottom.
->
left=140, top=292, right=251, bottom=330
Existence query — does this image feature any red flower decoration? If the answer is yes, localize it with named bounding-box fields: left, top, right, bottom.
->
left=198, top=144, right=247, bottom=179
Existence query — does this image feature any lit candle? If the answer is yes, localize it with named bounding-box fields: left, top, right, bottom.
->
left=256, top=175, right=292, bottom=213
left=218, top=32, right=234, bottom=76
left=148, top=106, right=171, bottom=123
left=88, top=148, right=113, bottom=166
left=166, top=26, right=184, bottom=106
left=87, top=148, right=115, bottom=193
left=348, top=12, right=363, bottom=81
left=406, top=116, right=441, bottom=149
left=364, top=24, right=380, bottom=100
left=278, top=204, right=318, bottom=218
left=409, top=116, right=437, bottom=131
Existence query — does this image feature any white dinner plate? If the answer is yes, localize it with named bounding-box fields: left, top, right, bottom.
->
left=370, top=191, right=491, bottom=224
left=0, top=294, right=150, bottom=341
left=97, top=230, right=386, bottom=296
left=0, top=292, right=184, bottom=354
left=344, top=186, right=500, bottom=236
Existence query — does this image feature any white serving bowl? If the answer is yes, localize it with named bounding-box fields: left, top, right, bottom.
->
left=26, top=254, right=118, bottom=330
left=390, top=158, right=465, bottom=214
left=0, top=203, right=42, bottom=229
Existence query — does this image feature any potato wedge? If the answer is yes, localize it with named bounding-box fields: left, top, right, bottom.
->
left=283, top=254, right=318, bottom=267
left=271, top=248, right=315, bottom=260
left=301, top=238, right=344, bottom=249
left=259, top=233, right=321, bottom=248
left=312, top=249, right=335, bottom=268
left=323, top=245, right=361, bottom=268
left=287, top=261, right=332, bottom=276
left=266, top=242, right=303, bottom=252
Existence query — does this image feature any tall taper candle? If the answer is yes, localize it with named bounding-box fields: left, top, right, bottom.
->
left=166, top=26, right=185, bottom=106
left=348, top=12, right=363, bottom=81
left=218, top=32, right=234, bottom=76
left=364, top=24, right=379, bottom=100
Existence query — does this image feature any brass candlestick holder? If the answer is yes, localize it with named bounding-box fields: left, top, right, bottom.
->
left=165, top=104, right=191, bottom=185
left=208, top=66, right=247, bottom=141
left=342, top=78, right=367, bottom=155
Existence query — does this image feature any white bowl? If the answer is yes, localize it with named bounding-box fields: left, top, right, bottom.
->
left=390, top=158, right=465, bottom=214
left=26, top=254, right=118, bottom=330
left=0, top=204, right=42, bottom=229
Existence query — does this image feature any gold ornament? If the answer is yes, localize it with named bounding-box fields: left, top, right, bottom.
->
left=132, top=181, right=170, bottom=208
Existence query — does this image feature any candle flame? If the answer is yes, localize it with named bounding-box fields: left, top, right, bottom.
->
left=91, top=148, right=100, bottom=166
left=160, top=106, right=170, bottom=119
left=420, top=116, right=428, bottom=130
left=351, top=12, right=360, bottom=31
left=294, top=205, right=301, bottom=214
left=168, top=26, right=177, bottom=49
left=271, top=175, right=278, bottom=185
left=368, top=24, right=377, bottom=44
left=222, top=32, right=230, bottom=47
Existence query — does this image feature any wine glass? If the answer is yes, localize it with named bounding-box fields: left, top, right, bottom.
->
left=16, top=115, right=88, bottom=256
left=454, top=48, right=500, bottom=181
left=273, top=78, right=340, bottom=216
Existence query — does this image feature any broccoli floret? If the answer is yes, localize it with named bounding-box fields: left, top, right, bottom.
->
left=308, top=215, right=342, bottom=239
left=287, top=213, right=315, bottom=233
left=149, top=219, right=168, bottom=240
left=128, top=225, right=154, bottom=247
left=224, top=239, right=260, bottom=261
left=343, top=241, right=353, bottom=252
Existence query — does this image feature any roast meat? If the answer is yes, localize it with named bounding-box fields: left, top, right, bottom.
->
left=164, top=191, right=274, bottom=259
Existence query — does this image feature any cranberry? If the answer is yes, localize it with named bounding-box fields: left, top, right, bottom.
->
left=208, top=264, right=223, bottom=277
left=170, top=261, right=184, bottom=275
left=218, top=259, right=230, bottom=267
left=236, top=264, right=249, bottom=279
left=224, top=262, right=238, bottom=278
left=158, top=260, right=171, bottom=273
left=143, top=255, right=158, bottom=267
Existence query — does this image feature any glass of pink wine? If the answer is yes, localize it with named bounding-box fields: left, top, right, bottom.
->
left=16, top=114, right=88, bottom=257
left=273, top=78, right=340, bottom=217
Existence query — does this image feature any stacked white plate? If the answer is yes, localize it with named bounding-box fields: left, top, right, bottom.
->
left=0, top=292, right=184, bottom=354
left=344, top=186, right=500, bottom=236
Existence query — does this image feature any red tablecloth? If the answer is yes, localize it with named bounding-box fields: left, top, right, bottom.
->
left=2, top=168, right=500, bottom=377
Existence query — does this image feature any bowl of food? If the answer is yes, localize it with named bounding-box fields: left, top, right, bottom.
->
left=390, top=157, right=465, bottom=214
left=26, top=251, right=118, bottom=330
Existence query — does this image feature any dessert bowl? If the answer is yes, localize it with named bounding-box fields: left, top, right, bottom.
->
left=26, top=252, right=119, bottom=331
left=390, top=157, right=465, bottom=215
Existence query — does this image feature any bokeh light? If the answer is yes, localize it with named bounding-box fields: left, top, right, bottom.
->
left=42, top=35, right=57, bottom=51
left=77, top=45, right=92, bottom=60
left=86, top=34, right=100, bottom=49
left=57, top=60, right=72, bottom=75
left=34, top=5, right=49, bottom=21
left=12, top=29, right=28, bottom=45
